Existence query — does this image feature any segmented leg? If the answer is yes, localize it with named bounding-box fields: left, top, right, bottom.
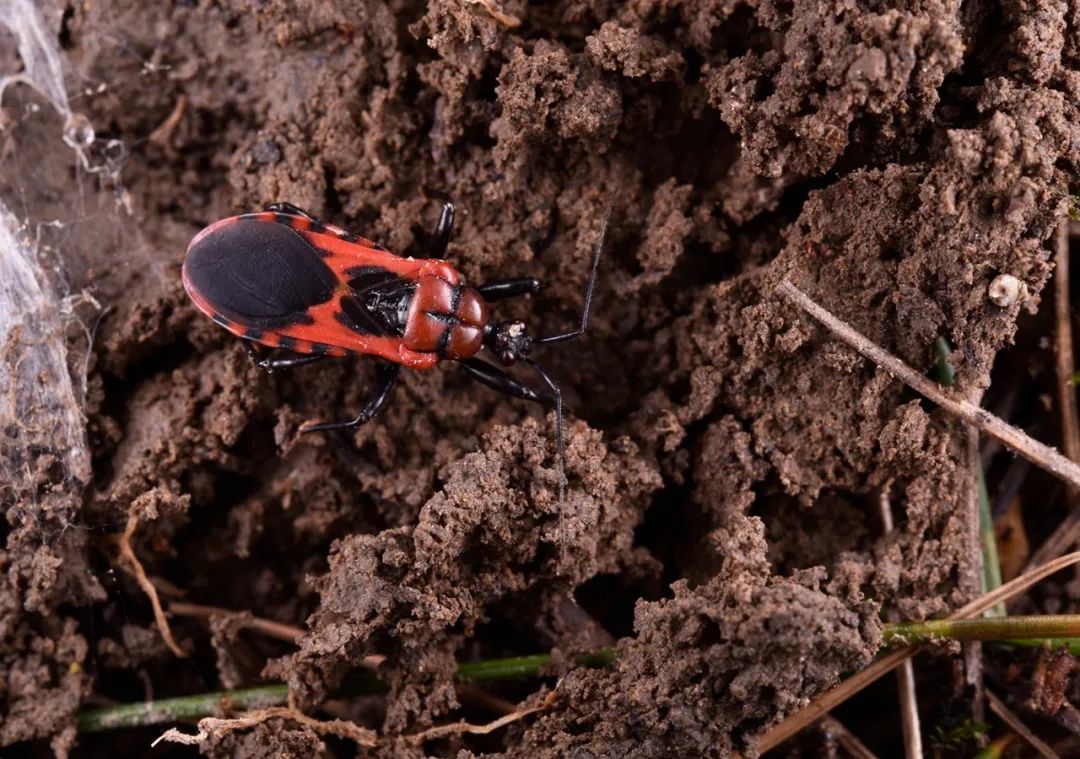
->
left=461, top=358, right=550, bottom=406
left=429, top=201, right=455, bottom=259
left=299, top=361, right=400, bottom=433
left=476, top=277, right=543, bottom=302
left=244, top=343, right=328, bottom=374
left=537, top=207, right=610, bottom=345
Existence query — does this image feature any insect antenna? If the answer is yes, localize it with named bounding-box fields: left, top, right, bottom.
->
left=524, top=358, right=566, bottom=556
left=535, top=204, right=611, bottom=345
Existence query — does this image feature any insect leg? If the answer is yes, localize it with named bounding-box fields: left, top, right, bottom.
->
left=266, top=202, right=322, bottom=223
left=299, top=361, right=400, bottom=433
left=243, top=342, right=328, bottom=374
left=430, top=202, right=455, bottom=258
left=461, top=358, right=550, bottom=406
left=257, top=353, right=329, bottom=372
left=536, top=207, right=610, bottom=345
left=476, top=277, right=542, bottom=303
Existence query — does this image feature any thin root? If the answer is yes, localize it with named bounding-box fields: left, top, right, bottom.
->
left=148, top=95, right=187, bottom=148
left=469, top=0, right=521, bottom=28
left=114, top=510, right=186, bottom=657
left=408, top=690, right=557, bottom=743
left=151, top=707, right=376, bottom=748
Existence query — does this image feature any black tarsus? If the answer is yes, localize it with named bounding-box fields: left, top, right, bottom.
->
left=461, top=358, right=550, bottom=405
left=245, top=342, right=328, bottom=373
left=536, top=206, right=610, bottom=345
left=429, top=201, right=455, bottom=259
left=266, top=202, right=320, bottom=222
left=300, top=361, right=400, bottom=433
left=476, top=277, right=543, bottom=302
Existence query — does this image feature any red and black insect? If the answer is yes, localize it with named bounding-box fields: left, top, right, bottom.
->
left=182, top=201, right=606, bottom=506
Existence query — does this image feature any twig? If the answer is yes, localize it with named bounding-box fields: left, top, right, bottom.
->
left=169, top=601, right=304, bottom=644
left=880, top=492, right=924, bottom=759
left=1026, top=223, right=1080, bottom=573
left=820, top=715, right=880, bottom=759
left=986, top=690, right=1060, bottom=759
left=114, top=511, right=185, bottom=657
left=1025, top=510, right=1080, bottom=572
left=753, top=551, right=1080, bottom=754
left=964, top=425, right=987, bottom=728
left=1054, top=221, right=1080, bottom=473
left=776, top=280, right=1080, bottom=491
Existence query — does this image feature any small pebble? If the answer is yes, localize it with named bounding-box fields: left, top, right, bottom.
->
left=988, top=274, right=1021, bottom=307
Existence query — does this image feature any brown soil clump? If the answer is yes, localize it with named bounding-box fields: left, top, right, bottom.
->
left=1, top=0, right=1078, bottom=756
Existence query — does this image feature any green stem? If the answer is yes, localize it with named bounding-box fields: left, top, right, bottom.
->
left=976, top=467, right=1005, bottom=616
left=76, top=649, right=616, bottom=734
left=79, top=613, right=1080, bottom=734
left=77, top=685, right=287, bottom=733
left=883, top=615, right=1080, bottom=646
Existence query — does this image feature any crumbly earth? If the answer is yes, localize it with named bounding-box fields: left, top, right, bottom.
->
left=1, top=0, right=1078, bottom=757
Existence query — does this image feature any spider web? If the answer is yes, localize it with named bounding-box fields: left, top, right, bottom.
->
left=0, top=0, right=125, bottom=540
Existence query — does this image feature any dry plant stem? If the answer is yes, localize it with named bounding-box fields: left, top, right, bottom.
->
left=753, top=551, right=1080, bottom=754
left=820, top=716, right=880, bottom=759
left=986, top=690, right=1060, bottom=759
left=776, top=280, right=1080, bottom=491
left=879, top=492, right=924, bottom=759
left=1025, top=510, right=1080, bottom=572
left=115, top=511, right=185, bottom=657
left=170, top=601, right=304, bottom=644
left=1054, top=221, right=1080, bottom=471
left=964, top=425, right=987, bottom=728
left=1026, top=223, right=1080, bottom=574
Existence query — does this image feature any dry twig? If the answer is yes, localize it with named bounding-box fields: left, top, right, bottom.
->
left=1054, top=222, right=1080, bottom=471
left=114, top=510, right=185, bottom=657
left=776, top=279, right=1080, bottom=491
left=1026, top=223, right=1080, bottom=571
left=169, top=601, right=305, bottom=645
left=820, top=716, right=879, bottom=759
left=879, top=492, right=924, bottom=759
left=986, top=690, right=1060, bottom=759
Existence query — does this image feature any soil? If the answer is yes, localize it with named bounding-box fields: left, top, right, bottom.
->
left=1, top=0, right=1078, bottom=757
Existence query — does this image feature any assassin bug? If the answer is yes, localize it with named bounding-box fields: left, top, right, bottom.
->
left=182, top=200, right=606, bottom=511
